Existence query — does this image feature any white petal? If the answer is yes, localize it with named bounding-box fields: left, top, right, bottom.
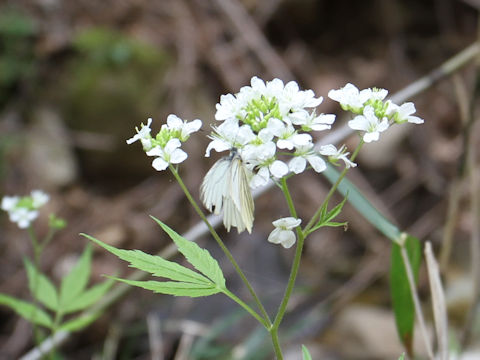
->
left=31, top=190, right=49, bottom=208
left=408, top=115, right=424, bottom=124
left=268, top=228, right=283, bottom=244
left=1, top=196, right=19, bottom=211
left=164, top=138, right=181, bottom=153
left=289, top=157, right=307, bottom=174
left=272, top=217, right=301, bottom=228
left=267, top=118, right=286, bottom=136
left=363, top=131, right=379, bottom=143
left=250, top=167, right=270, bottom=188
left=399, top=102, right=416, bottom=116
left=377, top=118, right=389, bottom=132
left=292, top=133, right=312, bottom=147
left=277, top=138, right=294, bottom=150
left=348, top=116, right=369, bottom=131
left=279, top=230, right=297, bottom=248
left=307, top=155, right=326, bottom=173
left=270, top=160, right=289, bottom=178
left=169, top=148, right=188, bottom=164
left=166, top=114, right=183, bottom=129
left=146, top=146, right=164, bottom=157
left=205, top=139, right=230, bottom=157
left=184, top=119, right=202, bottom=134
left=151, top=157, right=169, bottom=171
left=319, top=144, right=337, bottom=156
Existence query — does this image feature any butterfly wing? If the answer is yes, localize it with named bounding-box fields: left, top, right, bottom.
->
left=200, top=158, right=230, bottom=214
left=227, top=156, right=254, bottom=233
left=201, top=155, right=254, bottom=233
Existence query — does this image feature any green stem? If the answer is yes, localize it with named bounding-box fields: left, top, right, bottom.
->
left=222, top=288, right=268, bottom=327
left=48, top=310, right=63, bottom=360
left=40, top=228, right=57, bottom=253
left=272, top=179, right=303, bottom=331
left=270, top=327, right=283, bottom=360
left=28, top=226, right=43, bottom=348
left=269, top=142, right=364, bottom=359
left=169, top=165, right=272, bottom=327
left=266, top=177, right=303, bottom=360
left=304, top=139, right=364, bottom=234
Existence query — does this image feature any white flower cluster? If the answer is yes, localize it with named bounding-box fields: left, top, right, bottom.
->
left=328, top=83, right=424, bottom=143
left=1, top=190, right=49, bottom=228
left=207, top=76, right=354, bottom=189
left=127, top=114, right=202, bottom=171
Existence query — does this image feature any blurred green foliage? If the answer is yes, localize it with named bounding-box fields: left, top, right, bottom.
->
left=0, top=7, right=37, bottom=107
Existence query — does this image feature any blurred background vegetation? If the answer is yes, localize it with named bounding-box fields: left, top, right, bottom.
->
left=0, top=0, right=479, bottom=359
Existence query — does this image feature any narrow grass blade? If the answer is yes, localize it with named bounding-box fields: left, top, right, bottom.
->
left=390, top=235, right=421, bottom=355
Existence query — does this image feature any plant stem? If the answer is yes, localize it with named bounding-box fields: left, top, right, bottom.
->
left=169, top=165, right=272, bottom=327
left=27, top=226, right=43, bottom=349
left=48, top=310, right=63, bottom=360
left=304, top=139, right=364, bottom=234
left=222, top=288, right=268, bottom=327
left=269, top=327, right=283, bottom=360
left=267, top=177, right=303, bottom=360
left=269, top=142, right=364, bottom=358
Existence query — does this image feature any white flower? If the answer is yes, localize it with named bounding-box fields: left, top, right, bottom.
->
left=280, top=80, right=322, bottom=114
left=319, top=144, right=357, bottom=168
left=388, top=102, right=424, bottom=124
left=126, top=118, right=153, bottom=149
left=348, top=105, right=389, bottom=143
left=370, top=88, right=388, bottom=101
left=215, top=93, right=247, bottom=121
left=31, top=190, right=49, bottom=208
left=9, top=208, right=38, bottom=229
left=268, top=217, right=302, bottom=249
left=146, top=139, right=188, bottom=171
left=291, top=112, right=336, bottom=131
left=245, top=142, right=288, bottom=188
left=289, top=142, right=326, bottom=174
left=1, top=196, right=19, bottom=211
left=205, top=120, right=255, bottom=156
left=268, top=118, right=312, bottom=150
left=166, top=114, right=202, bottom=141
left=328, top=83, right=372, bottom=109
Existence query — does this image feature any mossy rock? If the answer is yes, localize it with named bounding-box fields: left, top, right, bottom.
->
left=61, top=28, right=171, bottom=185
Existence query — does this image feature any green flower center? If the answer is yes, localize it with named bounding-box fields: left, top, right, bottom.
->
left=241, top=95, right=281, bottom=132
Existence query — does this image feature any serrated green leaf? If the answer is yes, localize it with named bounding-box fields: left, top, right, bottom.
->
left=110, top=277, right=222, bottom=297
left=151, top=217, right=226, bottom=288
left=82, top=234, right=209, bottom=285
left=58, top=312, right=101, bottom=332
left=62, top=278, right=114, bottom=314
left=323, top=164, right=401, bottom=241
left=302, top=345, right=312, bottom=360
left=59, top=244, right=92, bottom=308
left=24, top=258, right=58, bottom=311
left=390, top=235, right=421, bottom=355
left=0, top=293, right=53, bottom=328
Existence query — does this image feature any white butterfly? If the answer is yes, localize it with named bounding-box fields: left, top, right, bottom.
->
left=200, top=150, right=254, bottom=233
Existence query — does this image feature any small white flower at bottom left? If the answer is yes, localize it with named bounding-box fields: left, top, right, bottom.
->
left=268, top=217, right=302, bottom=249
